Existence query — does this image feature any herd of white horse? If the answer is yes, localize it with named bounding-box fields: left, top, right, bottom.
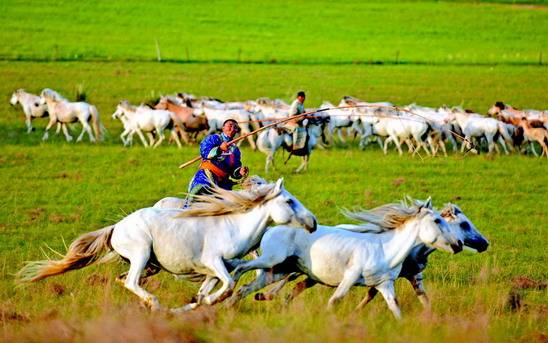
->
left=10, top=89, right=548, bottom=172
left=17, top=176, right=488, bottom=320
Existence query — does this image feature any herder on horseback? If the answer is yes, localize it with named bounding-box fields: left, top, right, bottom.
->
left=286, top=91, right=308, bottom=151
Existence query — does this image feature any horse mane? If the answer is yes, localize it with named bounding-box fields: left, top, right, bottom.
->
left=342, top=197, right=425, bottom=232
left=177, top=178, right=278, bottom=217
left=119, top=100, right=136, bottom=111
left=42, top=88, right=67, bottom=101
left=495, top=101, right=506, bottom=110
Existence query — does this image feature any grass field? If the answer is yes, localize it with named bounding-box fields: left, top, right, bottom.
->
left=0, top=1, right=546, bottom=65
left=1, top=1, right=547, bottom=342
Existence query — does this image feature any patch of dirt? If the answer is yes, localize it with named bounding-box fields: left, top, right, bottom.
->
left=48, top=283, right=66, bottom=296
left=392, top=177, right=405, bottom=187
left=28, top=207, right=45, bottom=221
left=451, top=195, right=462, bottom=201
left=55, top=171, right=83, bottom=180
left=49, top=213, right=81, bottom=224
left=86, top=274, right=109, bottom=286
left=0, top=309, right=30, bottom=323
left=38, top=309, right=59, bottom=321
left=512, top=276, right=547, bottom=290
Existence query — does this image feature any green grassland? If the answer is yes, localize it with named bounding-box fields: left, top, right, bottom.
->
left=0, top=1, right=546, bottom=65
left=1, top=0, right=547, bottom=342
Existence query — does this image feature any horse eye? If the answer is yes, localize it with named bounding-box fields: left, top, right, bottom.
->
left=434, top=218, right=441, bottom=224
left=460, top=222, right=470, bottom=230
left=286, top=199, right=295, bottom=206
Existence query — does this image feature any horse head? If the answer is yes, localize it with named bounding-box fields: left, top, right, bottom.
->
left=263, top=178, right=317, bottom=232
left=441, top=203, right=489, bottom=253
left=10, top=89, right=23, bottom=106
left=112, top=101, right=132, bottom=119
left=415, top=198, right=463, bottom=254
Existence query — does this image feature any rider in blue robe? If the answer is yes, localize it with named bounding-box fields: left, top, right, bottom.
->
left=188, top=119, right=248, bottom=199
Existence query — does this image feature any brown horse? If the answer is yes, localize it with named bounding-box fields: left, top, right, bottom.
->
left=155, top=97, right=209, bottom=144
left=519, top=118, right=548, bottom=158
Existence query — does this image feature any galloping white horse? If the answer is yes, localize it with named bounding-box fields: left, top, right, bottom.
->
left=39, top=88, right=103, bottom=142
left=112, top=101, right=182, bottom=148
left=17, top=178, right=317, bottom=313
left=229, top=198, right=461, bottom=319
left=10, top=89, right=49, bottom=133
left=249, top=201, right=488, bottom=309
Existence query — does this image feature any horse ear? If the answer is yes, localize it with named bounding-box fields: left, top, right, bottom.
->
left=424, top=197, right=432, bottom=209
left=274, top=178, right=284, bottom=194
left=440, top=203, right=455, bottom=219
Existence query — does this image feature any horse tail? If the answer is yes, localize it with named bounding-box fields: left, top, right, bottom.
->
left=90, top=105, right=103, bottom=141
left=16, top=225, right=115, bottom=283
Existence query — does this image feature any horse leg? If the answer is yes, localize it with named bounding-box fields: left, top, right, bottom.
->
left=383, top=136, right=393, bottom=155
left=195, top=276, right=220, bottom=304
left=393, top=137, right=404, bottom=156
left=355, top=287, right=379, bottom=311
left=78, top=121, right=95, bottom=143
left=133, top=130, right=149, bottom=147
left=327, top=267, right=361, bottom=310
left=61, top=124, right=73, bottom=142
left=407, top=273, right=430, bottom=309
left=25, top=113, right=33, bottom=133
left=376, top=281, right=402, bottom=320
left=497, top=135, right=509, bottom=155
left=255, top=276, right=290, bottom=301
left=284, top=277, right=317, bottom=304
left=42, top=118, right=57, bottom=140
left=265, top=151, right=275, bottom=173
left=153, top=130, right=165, bottom=148
left=226, top=269, right=288, bottom=307
left=170, top=129, right=182, bottom=148
left=295, top=155, right=308, bottom=173
left=338, top=128, right=346, bottom=144
left=486, top=135, right=495, bottom=154
left=121, top=249, right=161, bottom=311
left=246, top=134, right=257, bottom=150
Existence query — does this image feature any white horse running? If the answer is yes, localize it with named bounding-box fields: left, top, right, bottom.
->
left=249, top=201, right=488, bottom=308
left=39, top=88, right=103, bottom=142
left=112, top=101, right=182, bottom=148
left=16, top=179, right=317, bottom=313
left=405, top=104, right=458, bottom=154
left=447, top=107, right=513, bottom=154
left=10, top=89, right=49, bottom=133
left=380, top=111, right=433, bottom=156
left=229, top=198, right=461, bottom=319
left=319, top=101, right=356, bottom=144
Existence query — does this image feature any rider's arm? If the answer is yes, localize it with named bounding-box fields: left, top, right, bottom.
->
left=200, top=134, right=223, bottom=160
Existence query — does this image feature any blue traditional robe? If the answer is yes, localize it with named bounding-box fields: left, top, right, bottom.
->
left=188, top=133, right=243, bottom=197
